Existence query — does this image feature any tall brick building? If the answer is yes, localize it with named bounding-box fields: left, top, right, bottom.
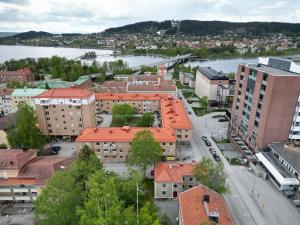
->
left=229, top=57, right=300, bottom=152
left=0, top=68, right=33, bottom=84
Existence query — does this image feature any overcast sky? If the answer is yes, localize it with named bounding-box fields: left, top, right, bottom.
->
left=0, top=0, right=299, bottom=33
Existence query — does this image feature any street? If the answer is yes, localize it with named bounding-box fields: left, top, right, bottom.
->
left=179, top=90, right=300, bottom=225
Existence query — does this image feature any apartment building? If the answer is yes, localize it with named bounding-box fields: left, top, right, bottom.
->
left=0, top=149, right=72, bottom=202
left=11, top=88, right=46, bottom=111
left=0, top=68, right=33, bottom=84
left=76, top=126, right=176, bottom=162
left=179, top=72, right=195, bottom=88
left=34, top=88, right=96, bottom=137
left=96, top=93, right=163, bottom=114
left=0, top=88, right=14, bottom=116
left=195, top=67, right=229, bottom=104
left=179, top=185, right=235, bottom=225
left=154, top=162, right=197, bottom=198
left=98, top=74, right=177, bottom=96
left=229, top=57, right=300, bottom=152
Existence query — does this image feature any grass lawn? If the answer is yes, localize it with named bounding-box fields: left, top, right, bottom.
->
left=111, top=116, right=142, bottom=127
left=228, top=158, right=242, bottom=165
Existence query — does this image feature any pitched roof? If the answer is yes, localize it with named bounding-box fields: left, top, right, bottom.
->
left=0, top=88, right=14, bottom=96
left=0, top=178, right=36, bottom=186
left=154, top=162, right=195, bottom=183
left=18, top=156, right=73, bottom=185
left=161, top=96, right=192, bottom=129
left=179, top=185, right=235, bottom=225
left=127, top=74, right=164, bottom=82
left=11, top=88, right=46, bottom=97
left=76, top=127, right=176, bottom=143
left=127, top=82, right=176, bottom=92
left=0, top=68, right=32, bottom=77
left=34, top=88, right=94, bottom=99
left=0, top=149, right=37, bottom=171
left=96, top=93, right=168, bottom=101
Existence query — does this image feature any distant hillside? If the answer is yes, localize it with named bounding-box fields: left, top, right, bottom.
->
left=103, top=20, right=300, bottom=36
left=0, top=32, right=19, bottom=37
left=13, top=31, right=54, bottom=39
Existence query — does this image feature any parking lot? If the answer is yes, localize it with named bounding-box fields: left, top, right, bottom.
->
left=49, top=141, right=76, bottom=157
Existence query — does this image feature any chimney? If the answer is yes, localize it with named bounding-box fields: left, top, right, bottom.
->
left=203, top=194, right=210, bottom=203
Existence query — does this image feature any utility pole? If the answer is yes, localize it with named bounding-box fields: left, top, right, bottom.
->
left=136, top=182, right=139, bottom=225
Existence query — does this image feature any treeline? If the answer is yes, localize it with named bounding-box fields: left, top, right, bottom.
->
left=0, top=57, right=132, bottom=82
left=104, top=20, right=300, bottom=36
left=125, top=46, right=300, bottom=59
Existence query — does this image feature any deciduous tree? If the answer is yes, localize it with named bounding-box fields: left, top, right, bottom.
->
left=192, top=157, right=229, bottom=194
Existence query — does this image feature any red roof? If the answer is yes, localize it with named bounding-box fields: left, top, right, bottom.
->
left=161, top=96, right=192, bottom=129
left=0, top=68, right=32, bottom=77
left=0, top=178, right=36, bottom=186
left=0, top=88, right=14, bottom=96
left=154, top=162, right=195, bottom=183
left=34, top=88, right=94, bottom=99
left=96, top=93, right=169, bottom=101
left=0, top=149, right=37, bottom=171
left=18, top=156, right=73, bottom=185
left=179, top=185, right=235, bottom=225
left=76, top=127, right=176, bottom=143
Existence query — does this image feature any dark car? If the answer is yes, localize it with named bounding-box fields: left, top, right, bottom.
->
left=187, top=111, right=192, bottom=115
left=283, top=190, right=294, bottom=199
left=213, top=154, right=221, bottom=161
left=205, top=141, right=211, bottom=146
left=201, top=136, right=208, bottom=141
left=52, top=146, right=61, bottom=151
left=209, top=148, right=216, bottom=154
left=50, top=149, right=59, bottom=155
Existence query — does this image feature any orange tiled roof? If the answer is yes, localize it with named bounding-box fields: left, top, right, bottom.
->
left=154, top=162, right=195, bottom=183
left=34, top=88, right=94, bottom=99
left=0, top=178, right=36, bottom=186
left=96, top=93, right=169, bottom=101
left=179, top=185, right=235, bottom=225
left=161, top=96, right=192, bottom=129
left=76, top=126, right=176, bottom=143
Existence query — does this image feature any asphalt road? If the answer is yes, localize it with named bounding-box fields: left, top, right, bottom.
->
left=178, top=90, right=300, bottom=225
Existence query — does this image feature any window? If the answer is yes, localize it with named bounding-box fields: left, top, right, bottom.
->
left=47, top=124, right=51, bottom=127
left=173, top=184, right=177, bottom=188
left=61, top=109, right=64, bottom=111
left=48, top=129, right=52, bottom=133
left=96, top=142, right=100, bottom=145
left=162, top=191, right=166, bottom=195
left=162, top=184, right=166, bottom=188
left=188, top=185, right=193, bottom=188
left=189, top=177, right=193, bottom=181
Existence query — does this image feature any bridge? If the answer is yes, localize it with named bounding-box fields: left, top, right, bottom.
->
left=131, top=54, right=193, bottom=71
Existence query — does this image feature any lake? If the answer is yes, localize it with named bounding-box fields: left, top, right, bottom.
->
left=0, top=45, right=258, bottom=72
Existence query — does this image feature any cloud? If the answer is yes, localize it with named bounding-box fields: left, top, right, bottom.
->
left=0, top=0, right=29, bottom=5
left=0, top=0, right=299, bottom=33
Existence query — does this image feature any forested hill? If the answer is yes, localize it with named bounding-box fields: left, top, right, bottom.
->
left=104, top=20, right=300, bottom=36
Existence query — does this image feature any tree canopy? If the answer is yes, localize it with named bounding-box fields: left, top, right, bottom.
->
left=137, top=112, right=154, bottom=127
left=35, top=145, right=165, bottom=225
left=7, top=104, right=45, bottom=149
left=192, top=157, right=229, bottom=194
left=127, top=130, right=163, bottom=174
left=112, top=103, right=135, bottom=126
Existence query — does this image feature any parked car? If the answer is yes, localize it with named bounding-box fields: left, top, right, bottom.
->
left=213, top=154, right=221, bottom=161
left=187, top=111, right=192, bottom=115
left=218, top=118, right=228, bottom=122
left=283, top=190, right=295, bottom=199
left=52, top=146, right=61, bottom=151
left=205, top=141, right=211, bottom=146
left=209, top=148, right=216, bottom=154
left=201, top=136, right=208, bottom=141
left=292, top=199, right=300, bottom=207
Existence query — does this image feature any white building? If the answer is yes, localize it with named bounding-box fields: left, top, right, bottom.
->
left=0, top=88, right=14, bottom=116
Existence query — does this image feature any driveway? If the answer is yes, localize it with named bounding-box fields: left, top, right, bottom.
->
left=154, top=199, right=178, bottom=225
left=51, top=141, right=76, bottom=157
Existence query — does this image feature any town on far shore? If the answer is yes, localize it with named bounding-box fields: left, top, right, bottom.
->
left=0, top=21, right=300, bottom=225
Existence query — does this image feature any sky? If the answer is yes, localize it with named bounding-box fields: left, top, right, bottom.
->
left=0, top=0, right=300, bottom=33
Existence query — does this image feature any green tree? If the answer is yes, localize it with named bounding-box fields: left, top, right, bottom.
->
left=137, top=112, right=154, bottom=127
left=192, top=157, right=229, bottom=194
left=227, top=72, right=235, bottom=80
left=0, top=143, right=8, bottom=149
left=140, top=202, right=161, bottom=225
left=112, top=103, right=135, bottom=126
left=44, top=82, right=50, bottom=89
left=35, top=145, right=102, bottom=225
left=199, top=96, right=208, bottom=111
left=7, top=104, right=45, bottom=149
left=127, top=130, right=163, bottom=175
